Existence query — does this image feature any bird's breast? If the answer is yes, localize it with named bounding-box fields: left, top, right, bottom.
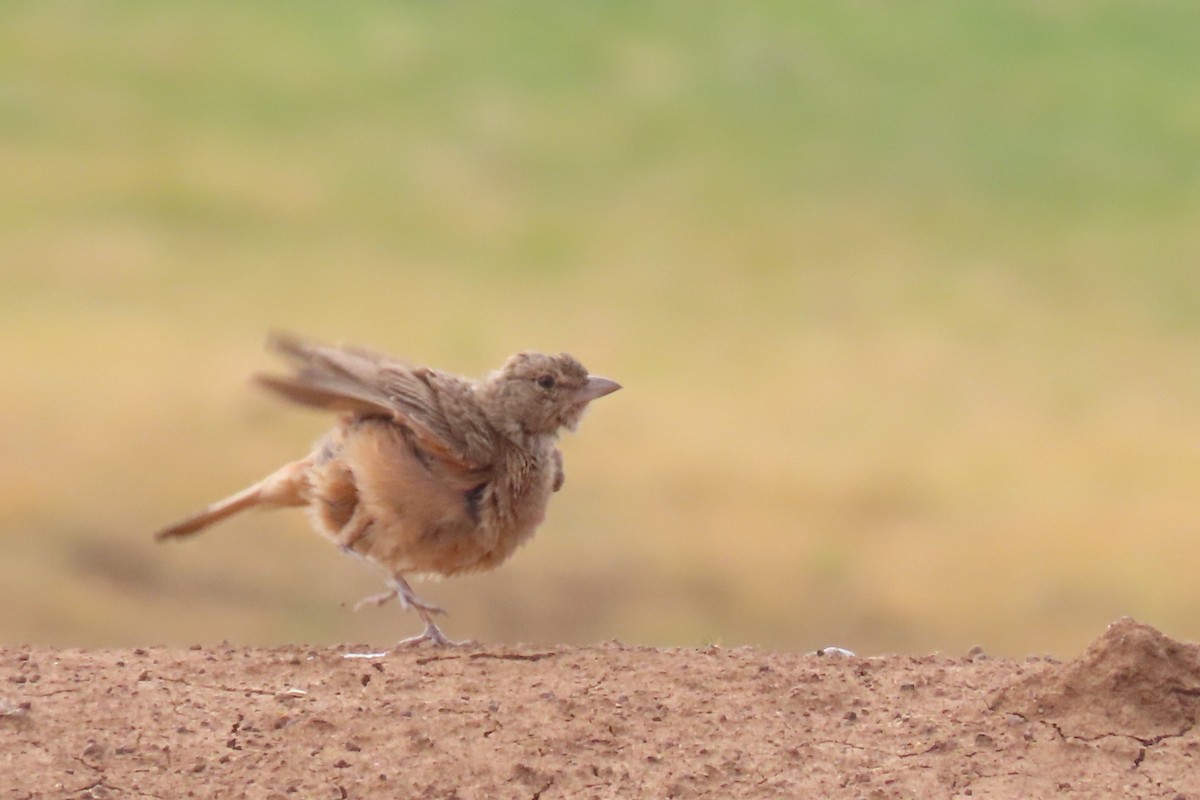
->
left=471, top=448, right=557, bottom=563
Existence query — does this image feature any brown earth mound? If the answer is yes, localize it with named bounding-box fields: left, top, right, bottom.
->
left=2, top=620, right=1199, bottom=799
left=991, top=616, right=1200, bottom=742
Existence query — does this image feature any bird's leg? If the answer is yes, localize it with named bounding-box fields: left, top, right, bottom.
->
left=350, top=574, right=442, bottom=613
left=348, top=574, right=465, bottom=647
left=346, top=546, right=402, bottom=612
left=388, top=575, right=446, bottom=616
left=388, top=575, right=468, bottom=647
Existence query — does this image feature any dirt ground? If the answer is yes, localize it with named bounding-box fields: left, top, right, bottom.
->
left=2, top=618, right=1198, bottom=799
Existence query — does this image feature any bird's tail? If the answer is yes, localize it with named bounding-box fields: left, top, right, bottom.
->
left=153, top=459, right=310, bottom=541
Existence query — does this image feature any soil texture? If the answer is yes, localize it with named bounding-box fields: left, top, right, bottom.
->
left=2, top=618, right=1198, bottom=799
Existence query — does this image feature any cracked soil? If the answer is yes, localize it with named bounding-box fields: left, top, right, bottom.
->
left=2, top=618, right=1198, bottom=799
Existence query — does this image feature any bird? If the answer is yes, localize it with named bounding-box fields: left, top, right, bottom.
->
left=153, top=333, right=621, bottom=646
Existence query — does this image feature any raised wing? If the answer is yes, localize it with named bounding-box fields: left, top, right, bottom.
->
left=255, top=333, right=497, bottom=471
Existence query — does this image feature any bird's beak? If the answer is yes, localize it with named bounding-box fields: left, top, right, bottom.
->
left=577, top=376, right=622, bottom=402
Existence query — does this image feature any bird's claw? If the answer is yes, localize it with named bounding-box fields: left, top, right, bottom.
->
left=395, top=622, right=468, bottom=647
left=353, top=589, right=399, bottom=612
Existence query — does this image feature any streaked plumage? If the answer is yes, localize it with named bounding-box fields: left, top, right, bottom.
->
left=154, top=333, right=620, bottom=645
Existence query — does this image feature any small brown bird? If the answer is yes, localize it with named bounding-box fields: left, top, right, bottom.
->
left=154, top=333, right=621, bottom=646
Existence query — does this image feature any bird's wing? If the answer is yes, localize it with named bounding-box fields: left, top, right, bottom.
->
left=255, top=333, right=497, bottom=471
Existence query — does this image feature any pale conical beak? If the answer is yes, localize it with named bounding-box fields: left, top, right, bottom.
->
left=578, top=375, right=622, bottom=402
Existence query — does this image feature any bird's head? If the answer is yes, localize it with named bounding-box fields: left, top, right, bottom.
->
left=481, top=352, right=621, bottom=438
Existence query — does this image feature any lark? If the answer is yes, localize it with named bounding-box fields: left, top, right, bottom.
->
left=155, top=333, right=620, bottom=646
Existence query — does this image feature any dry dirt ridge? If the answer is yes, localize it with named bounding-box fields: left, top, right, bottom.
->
left=2, top=618, right=1199, bottom=799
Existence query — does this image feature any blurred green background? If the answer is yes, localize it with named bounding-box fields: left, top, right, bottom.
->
left=4, top=1, right=1200, bottom=657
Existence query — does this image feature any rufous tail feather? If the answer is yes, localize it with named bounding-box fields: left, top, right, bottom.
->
left=154, top=460, right=310, bottom=541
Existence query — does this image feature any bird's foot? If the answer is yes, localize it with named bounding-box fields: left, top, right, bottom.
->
left=395, top=621, right=470, bottom=648
left=352, top=589, right=398, bottom=612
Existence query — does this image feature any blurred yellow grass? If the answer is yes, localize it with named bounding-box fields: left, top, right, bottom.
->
left=3, top=1, right=1200, bottom=656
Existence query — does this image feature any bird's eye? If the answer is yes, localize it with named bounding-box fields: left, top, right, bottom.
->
left=536, top=374, right=556, bottom=390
